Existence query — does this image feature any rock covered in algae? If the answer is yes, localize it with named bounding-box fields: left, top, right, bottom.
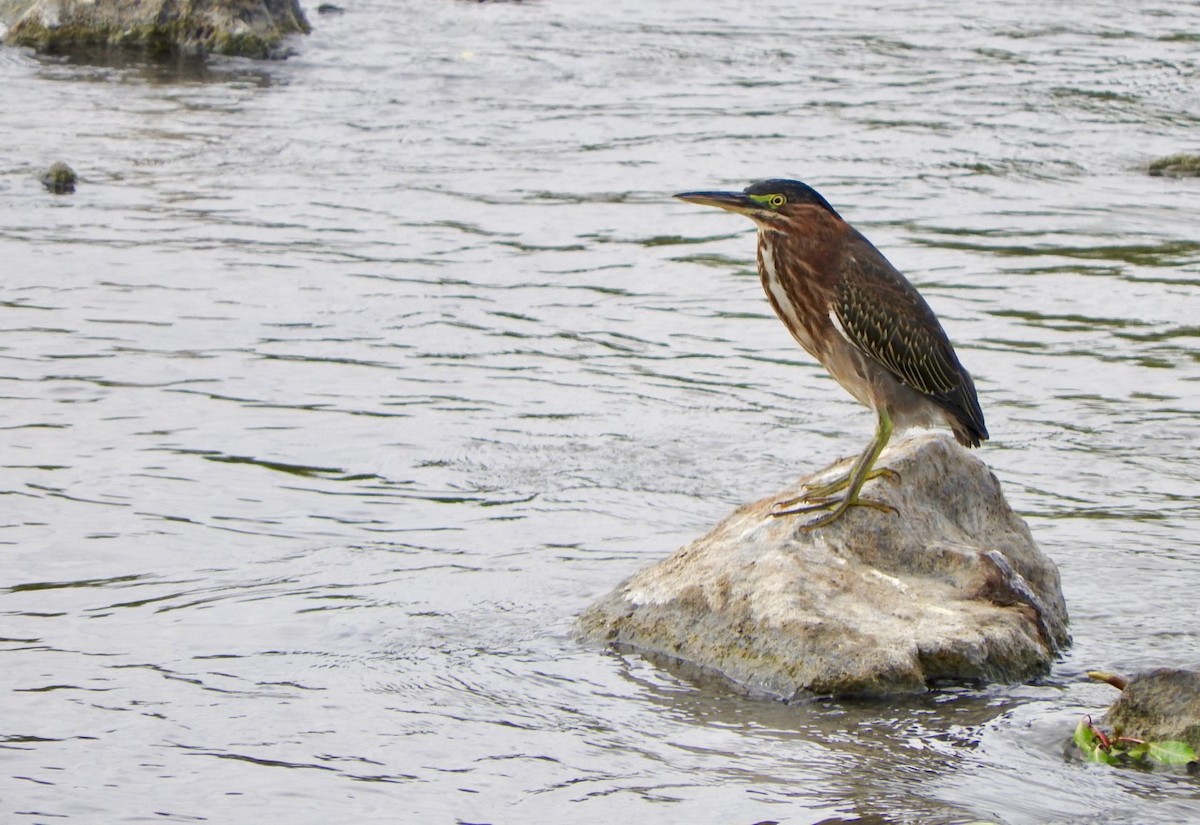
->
left=1101, top=668, right=1200, bottom=752
left=1148, top=153, right=1200, bottom=178
left=579, top=434, right=1070, bottom=698
left=0, top=0, right=310, bottom=59
left=40, top=161, right=76, bottom=194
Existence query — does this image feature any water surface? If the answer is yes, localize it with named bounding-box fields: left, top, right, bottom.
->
left=2, top=1, right=1199, bottom=822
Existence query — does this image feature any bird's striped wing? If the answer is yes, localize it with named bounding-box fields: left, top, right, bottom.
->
left=833, top=234, right=988, bottom=445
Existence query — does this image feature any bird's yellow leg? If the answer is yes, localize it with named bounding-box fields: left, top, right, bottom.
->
left=772, top=407, right=898, bottom=528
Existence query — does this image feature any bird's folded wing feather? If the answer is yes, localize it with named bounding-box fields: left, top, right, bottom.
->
left=835, top=264, right=960, bottom=392
left=832, top=233, right=987, bottom=445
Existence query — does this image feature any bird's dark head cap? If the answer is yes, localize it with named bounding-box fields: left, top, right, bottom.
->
left=675, top=178, right=841, bottom=225
left=744, top=179, right=840, bottom=217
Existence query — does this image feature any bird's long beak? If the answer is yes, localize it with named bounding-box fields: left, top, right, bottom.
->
left=674, top=190, right=754, bottom=214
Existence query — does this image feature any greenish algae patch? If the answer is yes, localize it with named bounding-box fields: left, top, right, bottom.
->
left=3, top=3, right=311, bottom=59
left=1148, top=153, right=1200, bottom=178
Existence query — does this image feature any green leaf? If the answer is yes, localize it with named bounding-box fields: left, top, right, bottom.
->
left=1125, top=743, right=1149, bottom=761
left=1073, top=717, right=1099, bottom=751
left=1072, top=718, right=1119, bottom=763
left=1144, top=740, right=1198, bottom=766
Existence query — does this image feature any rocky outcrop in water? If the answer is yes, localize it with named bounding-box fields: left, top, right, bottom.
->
left=1099, top=668, right=1200, bottom=752
left=579, top=434, right=1070, bottom=698
left=0, top=0, right=310, bottom=58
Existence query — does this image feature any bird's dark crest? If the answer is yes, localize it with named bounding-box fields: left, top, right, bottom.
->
left=745, top=179, right=841, bottom=219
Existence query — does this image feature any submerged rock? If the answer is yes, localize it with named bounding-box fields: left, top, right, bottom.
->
left=0, top=0, right=311, bottom=59
left=41, top=160, right=76, bottom=194
left=1148, top=153, right=1200, bottom=178
left=1100, top=668, right=1200, bottom=752
left=579, top=434, right=1069, bottom=698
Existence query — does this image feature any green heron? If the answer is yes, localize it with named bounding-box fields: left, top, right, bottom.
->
left=675, top=179, right=988, bottom=528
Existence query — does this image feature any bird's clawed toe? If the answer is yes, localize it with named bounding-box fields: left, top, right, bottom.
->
left=770, top=495, right=897, bottom=528
left=867, top=467, right=901, bottom=485
left=780, top=466, right=901, bottom=509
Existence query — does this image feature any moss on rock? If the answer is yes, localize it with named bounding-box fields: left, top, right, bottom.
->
left=1, top=0, right=311, bottom=59
left=41, top=161, right=77, bottom=194
left=1149, top=153, right=1200, bottom=178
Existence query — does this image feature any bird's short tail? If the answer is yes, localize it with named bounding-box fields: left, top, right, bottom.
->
left=950, top=417, right=988, bottom=449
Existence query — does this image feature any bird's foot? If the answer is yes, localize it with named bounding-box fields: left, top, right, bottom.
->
left=776, top=467, right=901, bottom=510
left=770, top=494, right=897, bottom=528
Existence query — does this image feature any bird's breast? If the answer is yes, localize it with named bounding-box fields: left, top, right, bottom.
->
left=757, top=233, right=827, bottom=360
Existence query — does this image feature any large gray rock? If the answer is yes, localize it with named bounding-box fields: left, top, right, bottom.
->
left=580, top=434, right=1070, bottom=698
left=0, top=0, right=310, bottom=58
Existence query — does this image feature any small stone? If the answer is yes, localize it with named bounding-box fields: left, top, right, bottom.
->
left=41, top=161, right=77, bottom=194
left=579, top=434, right=1070, bottom=698
left=1103, top=668, right=1200, bottom=752
left=1148, top=153, right=1200, bottom=178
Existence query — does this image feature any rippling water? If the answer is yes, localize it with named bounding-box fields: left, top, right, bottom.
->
left=2, top=1, right=1199, bottom=822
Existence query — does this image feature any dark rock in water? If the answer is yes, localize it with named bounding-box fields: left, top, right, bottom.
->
left=316, top=3, right=345, bottom=14
left=1102, top=668, right=1200, bottom=752
left=1148, top=153, right=1200, bottom=178
left=579, top=434, right=1070, bottom=698
left=0, top=0, right=311, bottom=59
left=41, top=161, right=76, bottom=194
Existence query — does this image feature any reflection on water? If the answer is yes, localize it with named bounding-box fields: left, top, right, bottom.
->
left=2, top=0, right=1199, bottom=822
left=32, top=44, right=275, bottom=87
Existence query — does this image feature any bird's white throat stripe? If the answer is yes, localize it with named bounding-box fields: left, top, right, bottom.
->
left=759, top=238, right=817, bottom=354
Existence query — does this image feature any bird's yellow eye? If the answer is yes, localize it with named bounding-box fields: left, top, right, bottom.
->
left=768, top=194, right=786, bottom=208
